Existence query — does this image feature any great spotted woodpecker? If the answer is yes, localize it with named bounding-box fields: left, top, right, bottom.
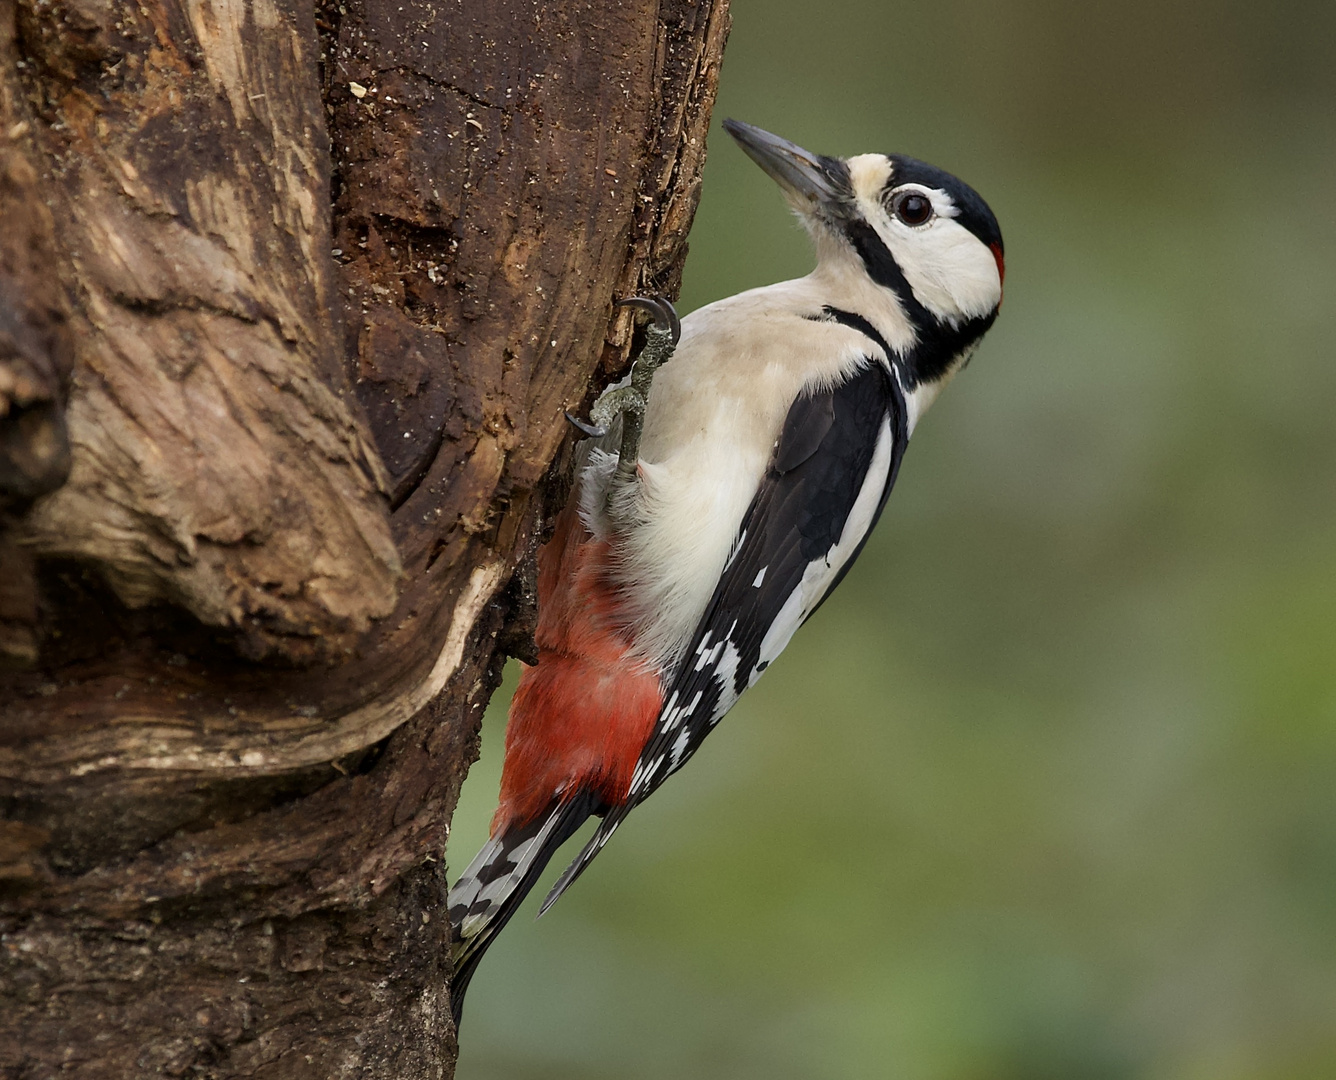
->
left=448, top=120, right=1004, bottom=1021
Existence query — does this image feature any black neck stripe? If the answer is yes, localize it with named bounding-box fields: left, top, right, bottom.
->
left=816, top=306, right=893, bottom=364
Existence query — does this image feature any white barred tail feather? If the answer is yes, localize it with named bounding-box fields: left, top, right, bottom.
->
left=447, top=790, right=602, bottom=1026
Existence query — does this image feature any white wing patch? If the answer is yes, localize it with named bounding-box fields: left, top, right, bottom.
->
left=755, top=415, right=895, bottom=675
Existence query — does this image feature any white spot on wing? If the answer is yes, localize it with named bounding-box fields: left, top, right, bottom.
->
left=723, top=530, right=746, bottom=572
left=711, top=639, right=742, bottom=723
left=752, top=566, right=767, bottom=588
left=669, top=726, right=691, bottom=767
left=694, top=640, right=723, bottom=671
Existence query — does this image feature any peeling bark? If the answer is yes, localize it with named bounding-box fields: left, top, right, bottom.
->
left=0, top=0, right=729, bottom=1073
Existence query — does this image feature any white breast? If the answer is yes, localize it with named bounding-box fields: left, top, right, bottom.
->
left=578, top=276, right=906, bottom=671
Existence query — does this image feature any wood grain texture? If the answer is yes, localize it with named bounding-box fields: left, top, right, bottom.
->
left=11, top=0, right=402, bottom=662
left=0, top=0, right=730, bottom=1072
left=0, top=14, right=75, bottom=669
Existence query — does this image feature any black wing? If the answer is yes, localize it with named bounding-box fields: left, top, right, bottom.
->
left=539, top=357, right=908, bottom=912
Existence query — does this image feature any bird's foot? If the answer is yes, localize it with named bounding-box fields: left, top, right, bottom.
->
left=616, top=295, right=681, bottom=357
left=563, top=411, right=608, bottom=438
left=565, top=296, right=681, bottom=486
left=588, top=384, right=645, bottom=434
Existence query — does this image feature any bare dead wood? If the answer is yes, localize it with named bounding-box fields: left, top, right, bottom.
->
left=0, top=0, right=729, bottom=1073
left=0, top=64, right=74, bottom=670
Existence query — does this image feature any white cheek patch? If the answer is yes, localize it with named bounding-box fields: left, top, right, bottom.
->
left=898, top=216, right=1002, bottom=322
left=860, top=194, right=1002, bottom=325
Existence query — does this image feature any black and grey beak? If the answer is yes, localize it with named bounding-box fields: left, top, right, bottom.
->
left=723, top=119, right=851, bottom=218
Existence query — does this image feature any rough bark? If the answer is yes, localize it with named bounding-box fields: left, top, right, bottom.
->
left=0, top=0, right=729, bottom=1073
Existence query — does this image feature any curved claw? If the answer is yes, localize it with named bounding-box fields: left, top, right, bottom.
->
left=564, top=410, right=608, bottom=439
left=616, top=294, right=681, bottom=344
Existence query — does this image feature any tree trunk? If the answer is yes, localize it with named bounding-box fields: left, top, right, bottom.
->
left=0, top=0, right=728, bottom=1072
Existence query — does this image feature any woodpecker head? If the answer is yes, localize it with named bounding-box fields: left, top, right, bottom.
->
left=724, top=119, right=1004, bottom=385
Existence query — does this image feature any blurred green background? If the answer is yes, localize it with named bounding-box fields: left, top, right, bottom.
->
left=451, top=0, right=1336, bottom=1075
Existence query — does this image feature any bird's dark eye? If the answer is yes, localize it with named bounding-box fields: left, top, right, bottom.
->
left=892, top=191, right=934, bottom=226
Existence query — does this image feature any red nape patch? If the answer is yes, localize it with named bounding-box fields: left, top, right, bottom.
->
left=989, top=242, right=1006, bottom=295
